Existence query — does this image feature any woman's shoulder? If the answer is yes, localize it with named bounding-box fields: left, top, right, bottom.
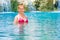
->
left=15, top=14, right=19, bottom=18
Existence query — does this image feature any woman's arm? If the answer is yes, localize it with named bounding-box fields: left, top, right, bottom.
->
left=13, top=16, right=18, bottom=25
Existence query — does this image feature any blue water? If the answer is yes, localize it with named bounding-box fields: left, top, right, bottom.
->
left=0, top=11, right=60, bottom=40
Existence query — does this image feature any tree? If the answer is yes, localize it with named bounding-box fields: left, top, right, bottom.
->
left=34, top=0, right=41, bottom=10
left=11, top=0, right=18, bottom=12
left=46, top=0, right=53, bottom=11
left=34, top=0, right=54, bottom=11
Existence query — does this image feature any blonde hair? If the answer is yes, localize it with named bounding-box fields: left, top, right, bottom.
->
left=17, top=3, right=25, bottom=9
left=18, top=3, right=24, bottom=6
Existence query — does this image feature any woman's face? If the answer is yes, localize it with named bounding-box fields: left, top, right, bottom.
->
left=18, top=5, right=24, bottom=13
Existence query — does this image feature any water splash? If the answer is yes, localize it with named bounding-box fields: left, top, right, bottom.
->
left=0, top=0, right=11, bottom=12
left=27, top=0, right=36, bottom=11
left=58, top=0, right=60, bottom=10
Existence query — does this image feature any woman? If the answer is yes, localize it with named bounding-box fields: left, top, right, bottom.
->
left=13, top=3, right=28, bottom=28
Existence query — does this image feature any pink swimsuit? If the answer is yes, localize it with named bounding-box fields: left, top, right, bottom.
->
left=16, top=14, right=28, bottom=24
left=15, top=14, right=28, bottom=27
left=18, top=18, right=28, bottom=24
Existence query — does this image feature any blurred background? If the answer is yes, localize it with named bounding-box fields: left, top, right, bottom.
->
left=0, top=0, right=59, bottom=12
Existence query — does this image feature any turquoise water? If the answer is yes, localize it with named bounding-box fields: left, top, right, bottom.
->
left=0, top=11, right=60, bottom=40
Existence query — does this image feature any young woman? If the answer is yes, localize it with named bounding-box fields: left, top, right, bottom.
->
left=13, top=3, right=28, bottom=27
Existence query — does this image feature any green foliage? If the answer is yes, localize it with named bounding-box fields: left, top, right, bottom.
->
left=24, top=5, right=29, bottom=11
left=0, top=0, right=58, bottom=12
left=34, top=0, right=57, bottom=11
left=11, top=0, right=18, bottom=12
left=34, top=0, right=41, bottom=10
